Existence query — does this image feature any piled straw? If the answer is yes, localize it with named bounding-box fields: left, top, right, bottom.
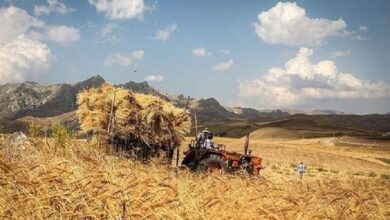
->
left=76, top=83, right=191, bottom=147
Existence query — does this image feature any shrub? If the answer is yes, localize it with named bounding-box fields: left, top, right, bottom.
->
left=330, top=169, right=339, bottom=174
left=380, top=174, right=390, bottom=180
left=28, top=121, right=41, bottom=138
left=52, top=123, right=72, bottom=150
left=368, top=171, right=377, bottom=178
left=317, top=168, right=327, bottom=172
left=353, top=171, right=364, bottom=176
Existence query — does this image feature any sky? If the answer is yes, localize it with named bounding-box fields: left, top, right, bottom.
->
left=0, top=0, right=390, bottom=114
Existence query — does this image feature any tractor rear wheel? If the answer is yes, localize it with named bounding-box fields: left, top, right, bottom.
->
left=197, top=155, right=228, bottom=174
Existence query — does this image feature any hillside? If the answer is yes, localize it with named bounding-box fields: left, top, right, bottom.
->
left=1, top=76, right=390, bottom=137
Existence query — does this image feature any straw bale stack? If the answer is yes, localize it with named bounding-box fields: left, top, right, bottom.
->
left=76, top=83, right=191, bottom=147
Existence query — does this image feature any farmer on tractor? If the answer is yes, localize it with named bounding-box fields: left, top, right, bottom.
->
left=196, top=127, right=213, bottom=147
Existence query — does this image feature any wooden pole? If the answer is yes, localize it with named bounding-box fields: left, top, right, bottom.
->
left=194, top=112, right=198, bottom=141
left=176, top=147, right=180, bottom=167
left=107, top=88, right=116, bottom=135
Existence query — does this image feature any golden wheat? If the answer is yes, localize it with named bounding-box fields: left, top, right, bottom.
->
left=0, top=137, right=389, bottom=219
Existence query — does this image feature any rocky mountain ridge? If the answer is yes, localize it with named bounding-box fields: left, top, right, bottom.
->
left=1, top=75, right=389, bottom=135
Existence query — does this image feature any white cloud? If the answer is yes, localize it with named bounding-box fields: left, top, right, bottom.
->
left=0, top=6, right=44, bottom=42
left=99, top=22, right=121, bottom=37
left=331, top=50, right=351, bottom=58
left=217, top=49, right=230, bottom=55
left=239, top=47, right=390, bottom=107
left=34, top=0, right=75, bottom=16
left=0, top=35, right=55, bottom=84
left=104, top=50, right=144, bottom=66
left=155, top=23, right=178, bottom=41
left=0, top=5, right=80, bottom=45
left=131, top=50, right=144, bottom=59
left=352, top=35, right=365, bottom=41
left=211, top=59, right=234, bottom=72
left=253, top=2, right=347, bottom=46
left=192, top=47, right=212, bottom=57
left=88, top=0, right=150, bottom=20
left=95, top=23, right=122, bottom=44
left=45, top=25, right=80, bottom=44
left=0, top=5, right=79, bottom=84
left=27, top=25, right=81, bottom=44
left=145, top=75, right=164, bottom=82
left=359, top=25, right=368, bottom=32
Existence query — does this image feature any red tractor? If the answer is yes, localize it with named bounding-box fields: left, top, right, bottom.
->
left=181, top=134, right=263, bottom=175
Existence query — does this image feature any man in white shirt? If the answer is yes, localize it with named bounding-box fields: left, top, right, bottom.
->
left=203, top=137, right=213, bottom=149
left=297, top=162, right=305, bottom=180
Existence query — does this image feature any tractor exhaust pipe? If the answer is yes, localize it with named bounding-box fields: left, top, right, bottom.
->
left=244, top=134, right=249, bottom=155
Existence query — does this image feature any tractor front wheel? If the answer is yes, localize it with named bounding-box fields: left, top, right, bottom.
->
left=197, top=155, right=228, bottom=174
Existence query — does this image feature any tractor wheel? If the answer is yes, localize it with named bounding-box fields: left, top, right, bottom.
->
left=197, top=155, right=228, bottom=174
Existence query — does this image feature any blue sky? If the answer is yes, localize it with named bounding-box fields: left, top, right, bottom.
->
left=1, top=0, right=389, bottom=114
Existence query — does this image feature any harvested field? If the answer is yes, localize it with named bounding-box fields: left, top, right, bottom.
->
left=0, top=135, right=389, bottom=219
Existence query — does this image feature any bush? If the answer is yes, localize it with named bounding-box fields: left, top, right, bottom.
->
left=52, top=123, right=72, bottom=150
left=330, top=169, right=339, bottom=174
left=28, top=121, right=41, bottom=138
left=317, top=168, right=327, bottom=172
left=353, top=171, right=365, bottom=176
left=380, top=174, right=390, bottom=180
left=368, top=171, right=377, bottom=178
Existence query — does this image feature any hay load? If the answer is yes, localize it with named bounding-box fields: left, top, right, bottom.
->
left=76, top=83, right=191, bottom=155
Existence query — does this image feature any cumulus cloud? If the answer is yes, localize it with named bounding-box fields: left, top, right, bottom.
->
left=0, top=6, right=44, bottom=42
left=239, top=48, right=390, bottom=107
left=331, top=50, right=351, bottom=58
left=211, top=59, right=234, bottom=72
left=0, top=35, right=55, bottom=84
left=45, top=25, right=80, bottom=44
left=99, top=22, right=121, bottom=37
left=88, top=0, right=150, bottom=20
left=217, top=49, right=230, bottom=55
left=155, top=23, right=178, bottom=41
left=0, top=5, right=80, bottom=45
left=192, top=47, right=212, bottom=57
left=34, top=0, right=75, bottom=16
left=352, top=35, right=365, bottom=41
left=359, top=25, right=368, bottom=32
left=104, top=50, right=144, bottom=66
left=145, top=75, right=164, bottom=82
left=253, top=2, right=347, bottom=46
left=28, top=25, right=80, bottom=44
left=0, top=5, right=79, bottom=84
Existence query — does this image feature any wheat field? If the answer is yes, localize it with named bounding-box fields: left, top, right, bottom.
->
left=0, top=135, right=389, bottom=219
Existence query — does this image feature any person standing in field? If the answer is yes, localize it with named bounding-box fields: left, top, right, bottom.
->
left=297, top=162, right=305, bottom=180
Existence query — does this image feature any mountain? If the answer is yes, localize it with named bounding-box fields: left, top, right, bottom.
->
left=119, top=81, right=165, bottom=97
left=228, top=107, right=290, bottom=121
left=0, top=75, right=389, bottom=136
left=0, top=75, right=106, bottom=119
left=0, top=75, right=171, bottom=120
